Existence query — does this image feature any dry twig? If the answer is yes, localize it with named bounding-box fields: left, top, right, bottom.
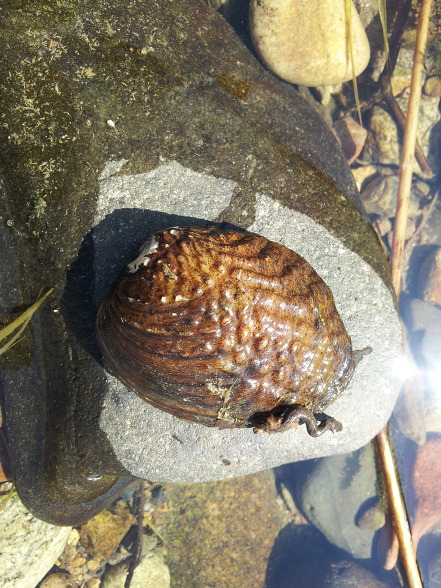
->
left=125, top=481, right=146, bottom=588
left=375, top=1, right=433, bottom=586
left=390, top=0, right=433, bottom=293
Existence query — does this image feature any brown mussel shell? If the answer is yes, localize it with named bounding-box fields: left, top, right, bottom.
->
left=96, top=226, right=354, bottom=432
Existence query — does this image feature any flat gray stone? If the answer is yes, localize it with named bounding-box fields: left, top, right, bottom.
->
left=97, top=161, right=402, bottom=483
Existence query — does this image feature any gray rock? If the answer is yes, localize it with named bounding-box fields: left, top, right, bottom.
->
left=96, top=166, right=401, bottom=483
left=323, top=559, right=391, bottom=587
left=289, top=443, right=381, bottom=559
left=0, top=0, right=400, bottom=521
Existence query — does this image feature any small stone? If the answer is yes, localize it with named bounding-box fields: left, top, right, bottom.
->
left=333, top=117, right=368, bottom=164
left=419, top=247, right=441, bottom=306
left=424, top=76, right=441, bottom=97
left=80, top=500, right=134, bottom=560
left=324, top=559, right=390, bottom=587
left=40, top=573, right=76, bottom=588
left=69, top=554, right=87, bottom=568
left=372, top=217, right=392, bottom=237
left=362, top=96, right=441, bottom=174
left=87, top=558, right=103, bottom=571
left=414, top=180, right=431, bottom=197
left=107, top=545, right=132, bottom=566
left=391, top=68, right=412, bottom=96
left=101, top=554, right=170, bottom=588
left=101, top=562, right=128, bottom=588
left=131, top=554, right=170, bottom=588
left=411, top=437, right=441, bottom=549
left=351, top=164, right=378, bottom=191
left=67, top=529, right=80, bottom=546
left=249, top=0, right=370, bottom=86
left=85, top=579, right=101, bottom=588
left=356, top=500, right=386, bottom=531
left=360, top=174, right=420, bottom=218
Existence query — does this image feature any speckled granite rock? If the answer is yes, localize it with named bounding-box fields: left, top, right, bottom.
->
left=0, top=494, right=72, bottom=588
left=0, top=0, right=400, bottom=524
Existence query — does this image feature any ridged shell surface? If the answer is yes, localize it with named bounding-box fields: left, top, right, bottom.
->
left=96, top=226, right=354, bottom=428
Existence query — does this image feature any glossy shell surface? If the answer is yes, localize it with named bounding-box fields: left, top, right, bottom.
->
left=96, top=226, right=354, bottom=429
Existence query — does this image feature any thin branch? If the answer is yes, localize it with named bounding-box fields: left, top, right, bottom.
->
left=125, top=481, right=146, bottom=588
left=376, top=430, right=422, bottom=587
left=375, top=1, right=433, bottom=586
left=390, top=0, right=433, bottom=293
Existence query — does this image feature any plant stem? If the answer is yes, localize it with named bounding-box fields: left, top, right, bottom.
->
left=375, top=1, right=433, bottom=586
left=390, top=0, right=433, bottom=293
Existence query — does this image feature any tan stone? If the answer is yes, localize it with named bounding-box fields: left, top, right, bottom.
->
left=80, top=500, right=134, bottom=560
left=424, top=76, right=441, bottom=97
left=249, top=0, right=370, bottom=86
left=40, top=574, right=76, bottom=588
left=85, top=579, right=101, bottom=588
left=351, top=164, right=378, bottom=191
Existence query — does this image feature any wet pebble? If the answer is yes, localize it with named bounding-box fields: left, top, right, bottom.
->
left=80, top=500, right=134, bottom=560
left=419, top=247, right=441, bottom=306
left=333, top=117, right=368, bottom=164
left=351, top=164, right=379, bottom=191
left=287, top=443, right=382, bottom=558
left=0, top=493, right=72, bottom=588
left=356, top=499, right=386, bottom=531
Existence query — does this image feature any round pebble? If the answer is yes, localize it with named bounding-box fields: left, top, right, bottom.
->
left=249, top=0, right=370, bottom=86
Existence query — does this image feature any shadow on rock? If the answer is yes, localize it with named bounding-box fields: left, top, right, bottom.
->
left=61, top=209, right=243, bottom=365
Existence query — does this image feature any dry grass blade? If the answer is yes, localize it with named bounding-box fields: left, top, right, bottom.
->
left=375, top=0, right=433, bottom=586
left=378, top=0, right=389, bottom=62
left=0, top=288, right=53, bottom=355
left=345, top=0, right=362, bottom=124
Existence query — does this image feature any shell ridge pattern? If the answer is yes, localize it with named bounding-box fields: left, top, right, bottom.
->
left=96, top=227, right=355, bottom=429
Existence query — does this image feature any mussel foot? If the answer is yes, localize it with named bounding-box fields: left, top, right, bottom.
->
left=252, top=405, right=342, bottom=436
